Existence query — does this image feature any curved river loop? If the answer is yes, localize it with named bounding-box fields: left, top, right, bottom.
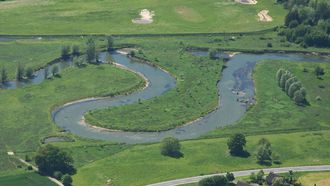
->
left=52, top=51, right=329, bottom=144
left=0, top=36, right=328, bottom=144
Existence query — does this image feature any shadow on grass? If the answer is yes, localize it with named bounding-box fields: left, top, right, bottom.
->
left=230, top=150, right=251, bottom=158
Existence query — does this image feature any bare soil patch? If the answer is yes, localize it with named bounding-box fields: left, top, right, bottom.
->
left=132, top=9, right=155, bottom=24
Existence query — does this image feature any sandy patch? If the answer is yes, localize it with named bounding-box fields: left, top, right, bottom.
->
left=132, top=9, right=155, bottom=24
left=235, top=0, right=258, bottom=5
left=175, top=6, right=203, bottom=22
left=258, top=10, right=273, bottom=22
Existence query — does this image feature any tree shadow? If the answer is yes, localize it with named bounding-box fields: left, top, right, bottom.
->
left=164, top=151, right=184, bottom=159
left=231, top=150, right=250, bottom=158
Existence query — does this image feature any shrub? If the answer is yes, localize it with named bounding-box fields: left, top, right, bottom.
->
left=160, top=137, right=182, bottom=158
left=62, top=174, right=73, bottom=186
left=53, top=171, right=63, bottom=180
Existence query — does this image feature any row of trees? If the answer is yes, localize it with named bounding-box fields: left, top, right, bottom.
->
left=278, top=0, right=330, bottom=47
left=276, top=68, right=307, bottom=106
left=227, top=134, right=281, bottom=165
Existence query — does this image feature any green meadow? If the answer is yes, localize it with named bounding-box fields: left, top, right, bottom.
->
left=0, top=0, right=286, bottom=35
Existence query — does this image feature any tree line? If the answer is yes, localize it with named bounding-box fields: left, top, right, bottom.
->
left=277, top=0, right=330, bottom=47
left=276, top=68, right=307, bottom=106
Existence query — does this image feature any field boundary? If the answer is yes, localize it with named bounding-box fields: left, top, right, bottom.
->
left=0, top=27, right=277, bottom=38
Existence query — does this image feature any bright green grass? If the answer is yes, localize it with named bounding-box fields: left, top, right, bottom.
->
left=73, top=130, right=330, bottom=186
left=0, top=171, right=56, bottom=186
left=0, top=64, right=144, bottom=172
left=85, top=38, right=223, bottom=131
left=206, top=60, right=330, bottom=138
left=0, top=0, right=286, bottom=35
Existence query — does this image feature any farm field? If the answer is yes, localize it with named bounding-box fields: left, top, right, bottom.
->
left=0, top=0, right=286, bottom=35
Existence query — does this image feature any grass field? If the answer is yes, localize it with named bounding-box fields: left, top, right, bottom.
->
left=73, top=130, right=330, bottom=186
left=0, top=0, right=286, bottom=35
left=85, top=38, right=223, bottom=131
left=0, top=171, right=56, bottom=186
left=206, top=60, right=330, bottom=137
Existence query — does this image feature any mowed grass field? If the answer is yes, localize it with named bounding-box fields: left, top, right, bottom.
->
left=0, top=0, right=286, bottom=35
left=73, top=130, right=330, bottom=186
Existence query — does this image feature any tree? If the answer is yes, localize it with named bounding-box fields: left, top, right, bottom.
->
left=72, top=45, right=80, bottom=56
left=35, top=145, right=76, bottom=176
left=16, top=63, right=25, bottom=81
left=279, top=72, right=291, bottom=90
left=272, top=177, right=287, bottom=186
left=106, top=35, right=114, bottom=52
left=160, top=137, right=182, bottom=158
left=62, top=174, right=73, bottom=186
left=276, top=68, right=285, bottom=85
left=52, top=66, right=60, bottom=77
left=284, top=76, right=297, bottom=93
left=227, top=133, right=246, bottom=156
left=226, top=172, right=235, bottom=182
left=208, top=49, right=218, bottom=60
left=256, top=138, right=272, bottom=165
left=86, top=37, right=96, bottom=63
left=199, top=175, right=228, bottom=186
left=315, top=66, right=325, bottom=77
left=293, top=89, right=306, bottom=106
left=256, top=170, right=265, bottom=185
left=44, top=66, right=49, bottom=79
left=61, top=45, right=71, bottom=59
left=53, top=171, right=63, bottom=180
left=26, top=67, right=34, bottom=79
left=288, top=81, right=302, bottom=98
left=1, top=67, right=8, bottom=83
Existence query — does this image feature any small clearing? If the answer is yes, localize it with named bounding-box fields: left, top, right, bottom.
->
left=258, top=10, right=273, bottom=22
left=132, top=9, right=155, bottom=24
left=235, top=0, right=258, bottom=5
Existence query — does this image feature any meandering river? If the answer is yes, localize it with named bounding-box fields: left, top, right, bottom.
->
left=51, top=51, right=328, bottom=144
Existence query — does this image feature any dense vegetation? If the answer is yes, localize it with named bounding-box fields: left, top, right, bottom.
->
left=279, top=0, right=330, bottom=47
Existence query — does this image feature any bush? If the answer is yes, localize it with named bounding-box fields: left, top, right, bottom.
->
left=27, top=165, right=33, bottom=171
left=62, top=174, right=73, bottom=186
left=61, top=46, right=71, bottom=59
left=160, top=137, right=182, bottom=158
left=199, top=175, right=228, bottom=186
left=53, top=171, right=63, bottom=180
left=267, top=42, right=273, bottom=47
